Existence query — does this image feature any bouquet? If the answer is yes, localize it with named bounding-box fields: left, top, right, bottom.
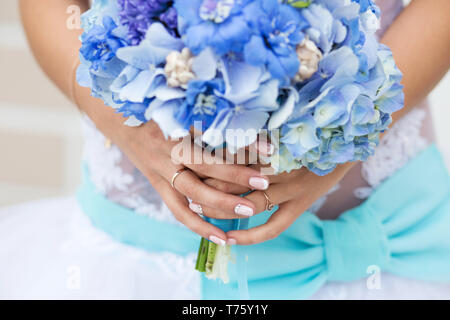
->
left=78, top=0, right=404, bottom=283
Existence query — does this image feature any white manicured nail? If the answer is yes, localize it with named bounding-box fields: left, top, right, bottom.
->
left=227, top=238, right=237, bottom=245
left=189, top=203, right=203, bottom=214
left=249, top=177, right=269, bottom=190
left=209, top=235, right=226, bottom=246
left=234, top=204, right=254, bottom=217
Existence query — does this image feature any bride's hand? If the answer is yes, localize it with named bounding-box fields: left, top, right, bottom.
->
left=190, top=162, right=355, bottom=245
left=75, top=86, right=271, bottom=243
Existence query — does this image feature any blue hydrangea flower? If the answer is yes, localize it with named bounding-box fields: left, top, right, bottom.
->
left=176, top=79, right=232, bottom=131
left=270, top=144, right=302, bottom=174
left=203, top=57, right=280, bottom=150
left=78, top=14, right=128, bottom=109
left=175, top=0, right=252, bottom=55
left=80, top=16, right=128, bottom=71
left=242, top=0, right=308, bottom=82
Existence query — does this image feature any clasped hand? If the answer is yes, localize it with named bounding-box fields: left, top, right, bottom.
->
left=115, top=120, right=353, bottom=246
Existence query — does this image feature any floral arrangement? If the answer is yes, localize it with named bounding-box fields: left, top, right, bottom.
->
left=78, top=0, right=404, bottom=283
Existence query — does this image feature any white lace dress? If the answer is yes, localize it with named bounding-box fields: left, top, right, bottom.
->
left=0, top=0, right=449, bottom=299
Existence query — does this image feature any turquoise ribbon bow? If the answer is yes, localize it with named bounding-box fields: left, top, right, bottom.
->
left=78, top=144, right=450, bottom=300
left=203, top=144, right=450, bottom=299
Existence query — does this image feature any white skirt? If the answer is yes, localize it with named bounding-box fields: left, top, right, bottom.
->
left=1, top=197, right=450, bottom=300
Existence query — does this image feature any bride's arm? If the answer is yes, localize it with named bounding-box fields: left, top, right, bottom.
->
left=20, top=0, right=89, bottom=99
left=383, top=0, right=450, bottom=120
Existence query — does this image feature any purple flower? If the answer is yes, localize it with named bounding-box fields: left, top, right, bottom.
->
left=118, top=0, right=178, bottom=45
left=159, top=7, right=178, bottom=31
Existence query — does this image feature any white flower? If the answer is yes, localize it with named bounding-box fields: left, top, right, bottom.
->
left=294, top=38, right=323, bottom=82
left=164, top=48, right=196, bottom=89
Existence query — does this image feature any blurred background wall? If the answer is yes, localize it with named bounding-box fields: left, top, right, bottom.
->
left=0, top=1, right=83, bottom=206
left=0, top=0, right=448, bottom=207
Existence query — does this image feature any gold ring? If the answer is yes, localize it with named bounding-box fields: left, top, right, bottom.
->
left=171, top=168, right=190, bottom=190
left=262, top=191, right=275, bottom=211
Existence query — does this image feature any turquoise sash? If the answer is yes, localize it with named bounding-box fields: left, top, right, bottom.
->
left=77, top=144, right=450, bottom=299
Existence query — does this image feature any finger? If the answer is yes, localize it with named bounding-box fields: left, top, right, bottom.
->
left=219, top=139, right=272, bottom=165
left=202, top=178, right=251, bottom=195
left=188, top=201, right=248, bottom=220
left=170, top=138, right=270, bottom=190
left=249, top=164, right=307, bottom=184
left=170, top=166, right=257, bottom=217
left=191, top=181, right=302, bottom=219
left=147, top=168, right=229, bottom=245
left=189, top=126, right=273, bottom=164
left=251, top=135, right=275, bottom=158
left=153, top=150, right=257, bottom=217
left=226, top=199, right=304, bottom=245
left=186, top=159, right=270, bottom=191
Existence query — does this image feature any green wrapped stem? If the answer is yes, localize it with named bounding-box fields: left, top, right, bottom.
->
left=205, top=242, right=218, bottom=274
left=195, top=237, right=209, bottom=272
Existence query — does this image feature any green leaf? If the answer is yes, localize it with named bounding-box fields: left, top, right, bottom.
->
left=288, top=0, right=312, bottom=9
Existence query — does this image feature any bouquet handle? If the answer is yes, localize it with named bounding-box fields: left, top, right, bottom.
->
left=201, top=216, right=250, bottom=299
left=236, top=217, right=250, bottom=300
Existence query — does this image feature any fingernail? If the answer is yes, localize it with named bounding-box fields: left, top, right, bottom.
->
left=189, top=203, right=203, bottom=214
left=257, top=141, right=274, bottom=156
left=234, top=204, right=254, bottom=217
left=249, top=177, right=269, bottom=190
left=227, top=238, right=237, bottom=245
left=209, top=235, right=226, bottom=246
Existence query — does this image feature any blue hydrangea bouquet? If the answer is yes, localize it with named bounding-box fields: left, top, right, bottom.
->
left=78, top=0, right=404, bottom=283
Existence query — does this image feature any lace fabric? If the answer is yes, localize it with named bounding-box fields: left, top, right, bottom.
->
left=82, top=118, right=181, bottom=225
left=81, top=0, right=435, bottom=223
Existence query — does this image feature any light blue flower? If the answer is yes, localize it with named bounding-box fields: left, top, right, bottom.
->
left=81, top=0, right=121, bottom=32
left=301, top=2, right=347, bottom=55
left=374, top=45, right=404, bottom=114
left=280, top=114, right=320, bottom=158
left=111, top=22, right=184, bottom=105
left=270, top=144, right=302, bottom=174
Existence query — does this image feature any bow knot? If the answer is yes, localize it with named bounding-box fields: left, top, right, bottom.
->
left=323, top=207, right=390, bottom=281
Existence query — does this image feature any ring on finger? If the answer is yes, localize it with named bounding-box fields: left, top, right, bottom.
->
left=262, top=191, right=275, bottom=211
left=171, top=167, right=190, bottom=190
